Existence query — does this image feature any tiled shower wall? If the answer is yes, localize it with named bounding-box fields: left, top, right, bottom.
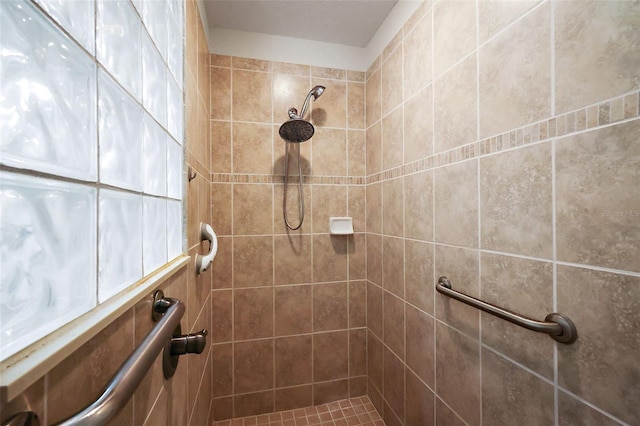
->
left=1, top=0, right=214, bottom=424
left=365, top=1, right=640, bottom=425
left=208, top=55, right=368, bottom=420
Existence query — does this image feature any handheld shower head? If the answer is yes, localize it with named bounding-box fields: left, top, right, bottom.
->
left=298, top=85, right=326, bottom=119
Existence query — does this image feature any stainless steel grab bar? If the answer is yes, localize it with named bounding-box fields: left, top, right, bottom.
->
left=436, top=276, right=577, bottom=344
left=3, top=291, right=187, bottom=426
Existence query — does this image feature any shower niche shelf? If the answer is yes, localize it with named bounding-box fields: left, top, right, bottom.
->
left=329, top=217, right=354, bottom=235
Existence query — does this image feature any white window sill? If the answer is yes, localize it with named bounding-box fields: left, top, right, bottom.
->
left=0, top=255, right=191, bottom=403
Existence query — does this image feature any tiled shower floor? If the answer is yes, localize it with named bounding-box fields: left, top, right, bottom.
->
left=212, top=396, right=385, bottom=426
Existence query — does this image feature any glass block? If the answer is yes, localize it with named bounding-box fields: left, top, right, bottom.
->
left=0, top=172, right=96, bottom=361
left=167, top=199, right=183, bottom=261
left=143, top=114, right=167, bottom=196
left=143, top=196, right=167, bottom=275
left=167, top=138, right=184, bottom=200
left=33, top=0, right=95, bottom=54
left=0, top=0, right=97, bottom=182
left=98, top=189, right=143, bottom=303
left=98, top=70, right=143, bottom=191
left=167, top=74, right=184, bottom=143
left=142, top=0, right=168, bottom=61
left=142, top=32, right=167, bottom=128
left=131, top=0, right=143, bottom=15
left=167, top=13, right=184, bottom=90
left=96, top=0, right=142, bottom=101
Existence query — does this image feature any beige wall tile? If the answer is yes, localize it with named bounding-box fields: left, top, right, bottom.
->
left=382, top=47, right=404, bottom=115
left=274, top=234, right=312, bottom=285
left=383, top=347, right=405, bottom=421
left=480, top=142, right=553, bottom=259
left=274, top=285, right=312, bottom=336
left=275, top=385, right=313, bottom=412
left=212, top=344, right=233, bottom=397
left=232, top=57, right=271, bottom=72
left=382, top=106, right=404, bottom=170
left=481, top=349, right=554, bottom=425
left=366, top=182, right=382, bottom=234
left=348, top=233, right=366, bottom=280
left=232, top=70, right=272, bottom=123
left=347, top=185, right=366, bottom=232
left=347, top=82, right=365, bottom=129
left=233, top=287, right=274, bottom=340
left=367, top=234, right=383, bottom=287
left=232, top=122, right=273, bottom=174
left=382, top=236, right=404, bottom=298
left=211, top=183, right=232, bottom=236
left=233, top=236, right=273, bottom=287
left=436, top=322, right=481, bottom=426
left=211, top=67, right=231, bottom=120
left=406, top=304, right=435, bottom=387
left=367, top=282, right=383, bottom=338
left=404, top=84, right=434, bottom=162
left=481, top=253, right=554, bottom=379
left=312, top=127, right=347, bottom=176
left=211, top=121, right=231, bottom=173
left=273, top=61, right=310, bottom=76
left=211, top=290, right=233, bottom=343
left=233, top=184, right=273, bottom=235
left=313, top=282, right=348, bottom=332
left=558, top=391, right=622, bottom=426
left=433, top=0, right=476, bottom=78
left=556, top=120, right=640, bottom=273
left=383, top=291, right=405, bottom=359
left=234, top=340, right=274, bottom=393
left=434, top=54, right=478, bottom=152
left=349, top=329, right=367, bottom=377
left=312, top=66, right=346, bottom=80
left=405, top=240, right=434, bottom=314
left=367, top=330, right=384, bottom=390
left=404, top=11, right=433, bottom=100
left=347, top=131, right=366, bottom=176
left=314, top=331, right=349, bottom=381
left=406, top=369, right=435, bottom=426
left=557, top=266, right=640, bottom=425
left=234, top=390, right=274, bottom=418
left=2, top=379, right=44, bottom=425
left=366, top=68, right=382, bottom=127
left=313, top=380, right=349, bottom=406
left=555, top=1, right=640, bottom=113
left=478, top=1, right=542, bottom=43
left=312, top=185, right=347, bottom=233
left=404, top=170, right=433, bottom=241
left=211, top=54, right=231, bottom=67
left=479, top=3, right=551, bottom=137
left=349, top=281, right=367, bottom=328
left=312, top=234, right=348, bottom=283
left=275, top=335, right=312, bottom=387
left=311, top=79, right=346, bottom=129
left=434, top=159, right=478, bottom=248
left=212, top=236, right=232, bottom=289
left=383, top=177, right=404, bottom=237
left=366, top=121, right=382, bottom=175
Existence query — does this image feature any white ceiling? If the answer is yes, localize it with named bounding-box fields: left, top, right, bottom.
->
left=203, top=0, right=399, bottom=48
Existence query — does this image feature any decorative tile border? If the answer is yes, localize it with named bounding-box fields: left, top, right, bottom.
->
left=367, top=89, right=640, bottom=184
left=210, top=173, right=365, bottom=185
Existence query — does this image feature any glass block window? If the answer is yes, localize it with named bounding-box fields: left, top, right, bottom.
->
left=0, top=0, right=185, bottom=361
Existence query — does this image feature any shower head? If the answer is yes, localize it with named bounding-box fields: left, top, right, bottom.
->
left=279, top=86, right=326, bottom=143
left=279, top=118, right=315, bottom=143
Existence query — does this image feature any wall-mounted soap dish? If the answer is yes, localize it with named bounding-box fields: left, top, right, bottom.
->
left=329, top=217, right=354, bottom=235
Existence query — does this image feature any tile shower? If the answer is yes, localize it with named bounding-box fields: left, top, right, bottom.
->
left=2, top=1, right=639, bottom=426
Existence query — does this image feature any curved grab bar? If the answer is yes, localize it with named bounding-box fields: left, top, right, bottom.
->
left=436, top=276, right=577, bottom=344
left=51, top=294, right=185, bottom=425
left=195, top=222, right=218, bottom=275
